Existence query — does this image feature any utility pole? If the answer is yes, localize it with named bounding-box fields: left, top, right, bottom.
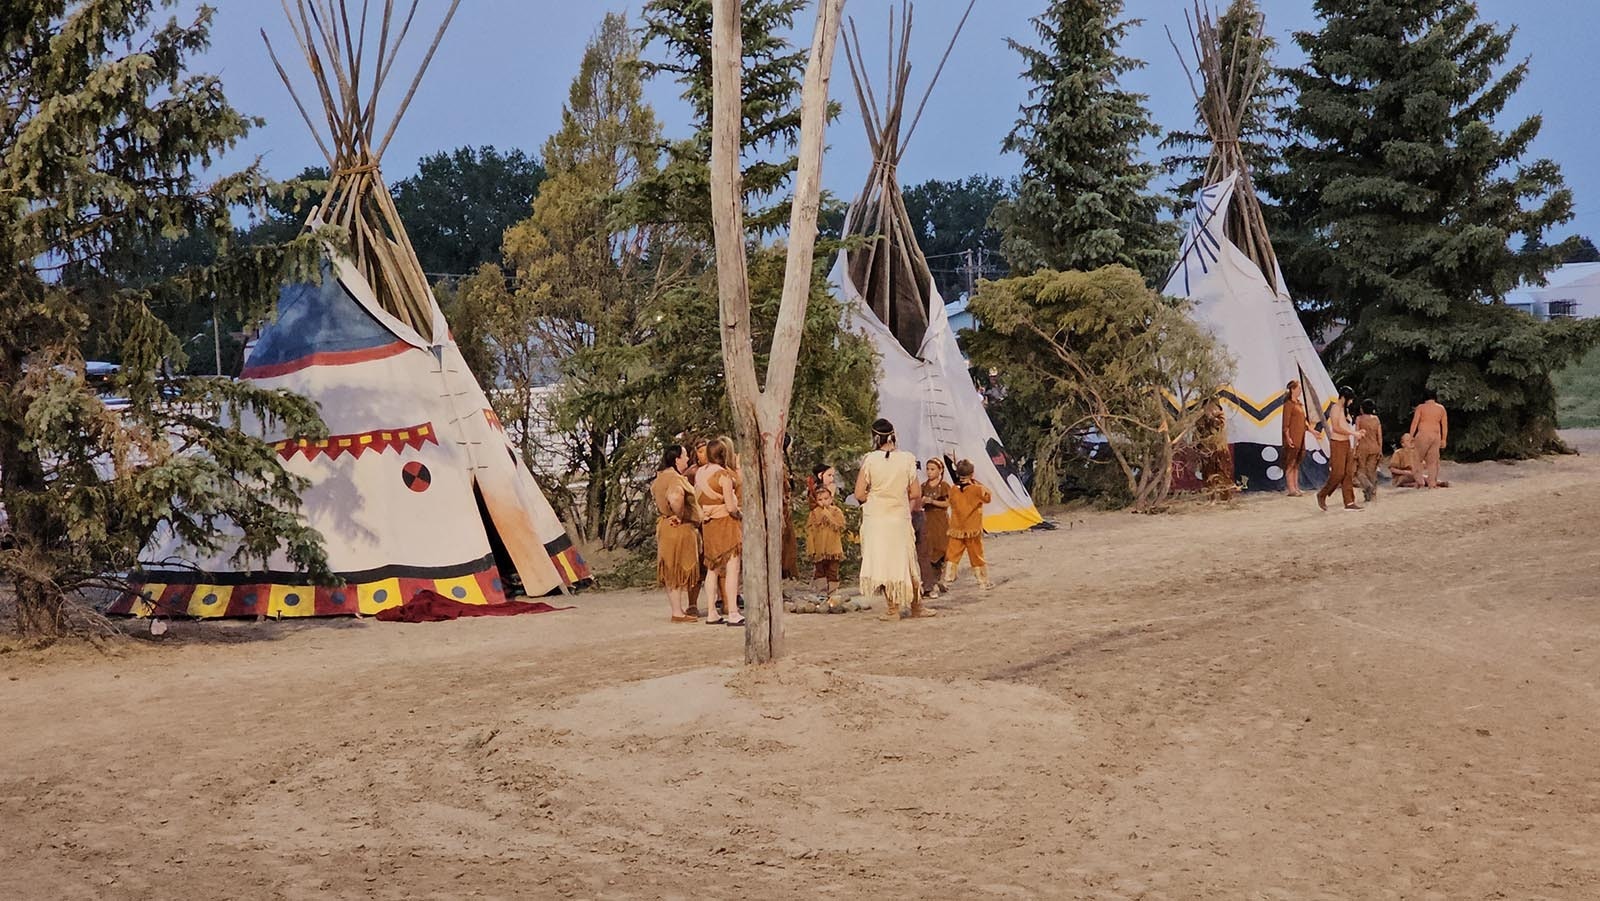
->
left=964, top=247, right=976, bottom=301
left=212, top=305, right=223, bottom=376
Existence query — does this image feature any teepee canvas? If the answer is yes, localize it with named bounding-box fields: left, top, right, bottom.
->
left=1163, top=4, right=1335, bottom=491
left=833, top=2, right=1042, bottom=532
left=112, top=0, right=588, bottom=619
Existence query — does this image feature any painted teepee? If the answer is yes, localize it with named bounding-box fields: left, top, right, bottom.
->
left=1163, top=2, right=1336, bottom=491
left=113, top=0, right=588, bottom=619
left=832, top=1, right=1042, bottom=532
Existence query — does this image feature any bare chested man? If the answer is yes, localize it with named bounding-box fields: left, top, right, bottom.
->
left=1408, top=389, right=1449, bottom=488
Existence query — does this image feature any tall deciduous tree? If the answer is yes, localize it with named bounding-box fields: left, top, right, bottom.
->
left=460, top=13, right=684, bottom=550
left=900, top=175, right=1011, bottom=301
left=994, top=0, right=1172, bottom=283
left=707, top=0, right=845, bottom=663
left=1, top=1, right=329, bottom=640
left=1275, top=0, right=1599, bottom=459
left=391, top=146, right=546, bottom=276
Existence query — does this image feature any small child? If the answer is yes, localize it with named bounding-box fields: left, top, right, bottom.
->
left=1355, top=399, right=1383, bottom=502
left=808, top=463, right=838, bottom=508
left=806, top=486, right=846, bottom=597
left=945, top=460, right=993, bottom=591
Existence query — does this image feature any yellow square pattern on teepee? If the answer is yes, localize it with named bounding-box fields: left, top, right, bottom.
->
left=432, top=575, right=487, bottom=606
left=267, top=584, right=315, bottom=618
left=357, top=578, right=403, bottom=615
left=186, top=585, right=233, bottom=618
left=129, top=585, right=164, bottom=617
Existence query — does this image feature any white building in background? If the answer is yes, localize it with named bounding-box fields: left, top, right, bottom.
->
left=1506, top=262, right=1600, bottom=320
left=945, top=295, right=975, bottom=334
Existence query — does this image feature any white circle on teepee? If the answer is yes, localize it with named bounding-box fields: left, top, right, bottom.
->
left=1312, top=450, right=1328, bottom=465
left=1266, top=466, right=1284, bottom=481
left=1261, top=446, right=1279, bottom=463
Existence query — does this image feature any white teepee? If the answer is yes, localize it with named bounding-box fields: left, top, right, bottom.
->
left=833, top=1, right=1042, bottom=532
left=113, top=0, right=588, bottom=619
left=1163, top=3, right=1336, bottom=490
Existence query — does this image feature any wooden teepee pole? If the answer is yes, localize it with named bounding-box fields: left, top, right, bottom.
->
left=1171, top=0, right=1281, bottom=285
left=261, top=0, right=463, bottom=341
left=839, top=0, right=969, bottom=350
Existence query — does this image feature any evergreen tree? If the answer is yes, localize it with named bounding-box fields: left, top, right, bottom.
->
left=632, top=0, right=875, bottom=471
left=1, top=2, right=329, bottom=639
left=994, top=0, right=1173, bottom=283
left=1159, top=0, right=1290, bottom=208
left=1558, top=236, right=1600, bottom=264
left=637, top=0, right=811, bottom=238
left=1275, top=0, right=1598, bottom=459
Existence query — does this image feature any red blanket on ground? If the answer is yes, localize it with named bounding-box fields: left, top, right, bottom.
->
left=374, top=589, right=574, bottom=623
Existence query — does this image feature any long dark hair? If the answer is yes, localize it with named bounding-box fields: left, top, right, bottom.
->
left=871, top=418, right=895, bottom=457
left=659, top=444, right=686, bottom=472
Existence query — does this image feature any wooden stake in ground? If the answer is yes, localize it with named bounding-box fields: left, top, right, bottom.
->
left=708, top=0, right=847, bottom=664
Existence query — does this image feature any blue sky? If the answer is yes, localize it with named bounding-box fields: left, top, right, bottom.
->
left=198, top=1, right=1600, bottom=247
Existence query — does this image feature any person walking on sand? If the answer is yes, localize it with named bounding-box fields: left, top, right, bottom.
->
left=1354, top=399, right=1383, bottom=503
left=652, top=445, right=700, bottom=623
left=854, top=419, right=931, bottom=620
left=1409, top=389, right=1449, bottom=489
left=1282, top=379, right=1309, bottom=496
left=1317, top=386, right=1365, bottom=511
left=945, top=460, right=994, bottom=589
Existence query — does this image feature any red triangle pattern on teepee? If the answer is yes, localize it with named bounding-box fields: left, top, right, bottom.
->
left=273, top=422, right=438, bottom=462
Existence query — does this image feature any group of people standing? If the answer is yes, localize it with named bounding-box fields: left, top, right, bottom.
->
left=1279, top=380, right=1451, bottom=510
left=851, top=418, right=993, bottom=620
left=652, top=437, right=747, bottom=626
left=650, top=418, right=995, bottom=626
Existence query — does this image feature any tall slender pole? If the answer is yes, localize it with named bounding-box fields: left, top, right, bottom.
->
left=213, top=306, right=223, bottom=376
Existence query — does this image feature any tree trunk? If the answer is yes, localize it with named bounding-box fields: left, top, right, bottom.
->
left=0, top=350, right=67, bottom=640
left=709, top=0, right=846, bottom=663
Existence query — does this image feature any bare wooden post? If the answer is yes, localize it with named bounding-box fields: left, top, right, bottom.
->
left=709, top=0, right=847, bottom=664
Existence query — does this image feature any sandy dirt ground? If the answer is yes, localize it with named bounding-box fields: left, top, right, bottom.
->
left=4, top=433, right=1600, bottom=899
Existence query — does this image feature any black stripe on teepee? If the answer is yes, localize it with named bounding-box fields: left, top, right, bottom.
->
left=1218, top=389, right=1285, bottom=423
left=136, top=553, right=498, bottom=586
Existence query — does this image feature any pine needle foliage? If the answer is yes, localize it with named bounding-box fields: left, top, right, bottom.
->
left=633, top=0, right=875, bottom=470
left=993, top=0, right=1174, bottom=285
left=1159, top=0, right=1291, bottom=211
left=637, top=0, right=812, bottom=238
left=1, top=1, right=330, bottom=640
left=1274, top=0, right=1600, bottom=459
